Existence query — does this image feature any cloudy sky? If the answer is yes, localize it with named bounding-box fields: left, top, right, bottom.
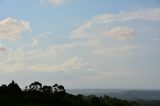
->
left=0, top=0, right=160, bottom=89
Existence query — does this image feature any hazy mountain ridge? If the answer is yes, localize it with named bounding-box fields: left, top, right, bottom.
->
left=67, top=89, right=160, bottom=100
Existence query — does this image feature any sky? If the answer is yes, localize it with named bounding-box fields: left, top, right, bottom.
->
left=0, top=0, right=160, bottom=89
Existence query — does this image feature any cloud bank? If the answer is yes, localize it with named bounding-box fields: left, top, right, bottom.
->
left=1, top=8, right=159, bottom=87
left=72, top=8, right=160, bottom=40
left=0, top=18, right=30, bottom=40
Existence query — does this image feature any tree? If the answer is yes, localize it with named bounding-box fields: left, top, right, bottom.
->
left=42, top=85, right=53, bottom=93
left=7, top=80, right=22, bottom=94
left=58, top=85, right=65, bottom=93
left=0, top=81, right=147, bottom=106
left=53, top=84, right=59, bottom=93
left=29, top=81, right=42, bottom=91
left=52, top=84, right=66, bottom=94
left=0, top=84, right=7, bottom=94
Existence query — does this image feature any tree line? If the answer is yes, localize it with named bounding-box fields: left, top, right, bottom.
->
left=0, top=81, right=158, bottom=106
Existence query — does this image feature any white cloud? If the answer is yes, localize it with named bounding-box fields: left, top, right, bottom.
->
left=106, top=27, right=135, bottom=40
left=0, top=44, right=9, bottom=62
left=31, top=57, right=88, bottom=72
left=0, top=63, right=27, bottom=73
left=4, top=40, right=86, bottom=64
left=41, top=0, right=72, bottom=6
left=2, top=8, right=158, bottom=74
left=93, top=45, right=141, bottom=57
left=0, top=43, right=8, bottom=52
left=71, top=22, right=92, bottom=38
left=72, top=8, right=160, bottom=39
left=0, top=17, right=31, bottom=40
left=93, top=8, right=160, bottom=23
left=0, top=6, right=159, bottom=88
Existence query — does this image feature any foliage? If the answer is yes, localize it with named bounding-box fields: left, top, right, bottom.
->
left=0, top=81, right=158, bottom=106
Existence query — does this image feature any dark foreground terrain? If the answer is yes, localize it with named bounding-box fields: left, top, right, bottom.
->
left=0, top=81, right=159, bottom=106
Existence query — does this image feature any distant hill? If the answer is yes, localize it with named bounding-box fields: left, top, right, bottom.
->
left=67, top=89, right=160, bottom=100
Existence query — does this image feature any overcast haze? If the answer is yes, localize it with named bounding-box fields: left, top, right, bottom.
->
left=0, top=0, right=160, bottom=89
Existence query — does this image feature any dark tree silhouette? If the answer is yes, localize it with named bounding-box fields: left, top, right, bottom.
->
left=0, top=84, right=7, bottom=95
left=0, top=81, right=156, bottom=106
left=58, top=85, right=65, bottom=93
left=42, top=85, right=53, bottom=93
left=52, top=84, right=66, bottom=94
left=29, top=81, right=42, bottom=91
left=7, top=80, right=22, bottom=94
left=53, top=83, right=59, bottom=93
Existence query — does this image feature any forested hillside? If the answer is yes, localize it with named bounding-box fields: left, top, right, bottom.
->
left=0, top=81, right=159, bottom=106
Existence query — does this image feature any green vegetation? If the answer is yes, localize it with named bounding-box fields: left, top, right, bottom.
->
left=0, top=81, right=158, bottom=106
